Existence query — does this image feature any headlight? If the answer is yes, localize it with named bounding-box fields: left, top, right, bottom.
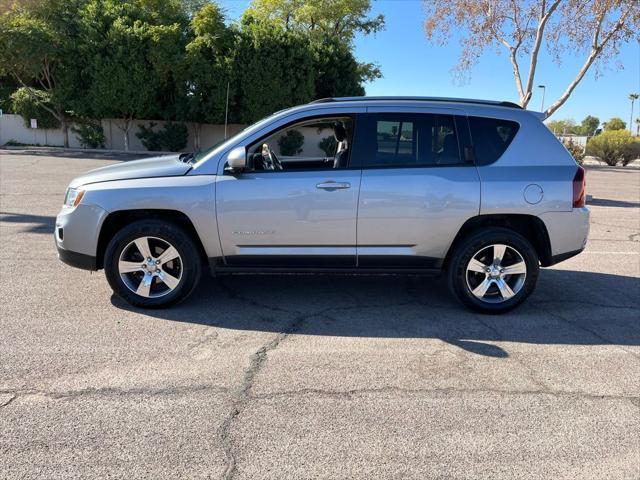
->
left=64, top=188, right=85, bottom=208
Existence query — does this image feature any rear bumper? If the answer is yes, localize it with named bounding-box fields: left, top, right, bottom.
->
left=539, top=208, right=590, bottom=266
left=57, top=245, right=97, bottom=271
left=548, top=247, right=584, bottom=266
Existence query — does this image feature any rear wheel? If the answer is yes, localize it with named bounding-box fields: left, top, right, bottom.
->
left=104, top=220, right=202, bottom=308
left=447, top=227, right=539, bottom=314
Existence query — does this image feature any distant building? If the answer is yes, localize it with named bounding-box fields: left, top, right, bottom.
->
left=557, top=134, right=588, bottom=148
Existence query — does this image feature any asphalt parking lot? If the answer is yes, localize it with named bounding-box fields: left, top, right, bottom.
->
left=1, top=149, right=639, bottom=479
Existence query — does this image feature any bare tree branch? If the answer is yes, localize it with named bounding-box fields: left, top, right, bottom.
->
left=522, top=0, right=561, bottom=107
left=544, top=3, right=634, bottom=118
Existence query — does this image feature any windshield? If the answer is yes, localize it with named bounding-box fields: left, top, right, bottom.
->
left=192, top=110, right=288, bottom=166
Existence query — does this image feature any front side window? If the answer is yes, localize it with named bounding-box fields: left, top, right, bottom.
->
left=468, top=116, right=520, bottom=166
left=244, top=116, right=354, bottom=172
left=358, top=113, right=463, bottom=168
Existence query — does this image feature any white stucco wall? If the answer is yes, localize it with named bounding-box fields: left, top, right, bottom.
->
left=0, top=114, right=245, bottom=152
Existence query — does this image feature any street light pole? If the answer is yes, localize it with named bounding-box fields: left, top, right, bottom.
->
left=538, top=85, right=546, bottom=112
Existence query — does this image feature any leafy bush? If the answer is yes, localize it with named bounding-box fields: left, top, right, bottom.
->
left=161, top=122, right=189, bottom=152
left=603, top=117, right=626, bottom=131
left=561, top=138, right=585, bottom=165
left=10, top=87, right=59, bottom=129
left=318, top=135, right=337, bottom=156
left=0, top=86, right=16, bottom=114
left=136, top=122, right=164, bottom=151
left=71, top=119, right=105, bottom=149
left=587, top=130, right=640, bottom=166
left=136, top=122, right=188, bottom=151
left=277, top=129, right=304, bottom=156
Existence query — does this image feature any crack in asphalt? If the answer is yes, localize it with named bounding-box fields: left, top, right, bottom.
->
left=538, top=306, right=640, bottom=361
left=0, top=384, right=228, bottom=404
left=217, top=279, right=307, bottom=480
left=250, top=386, right=640, bottom=405
left=217, top=317, right=308, bottom=480
left=470, top=314, right=549, bottom=391
left=0, top=395, right=17, bottom=408
left=214, top=277, right=640, bottom=479
left=533, top=299, right=639, bottom=311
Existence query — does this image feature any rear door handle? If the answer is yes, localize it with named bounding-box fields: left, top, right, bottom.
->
left=316, top=181, right=351, bottom=190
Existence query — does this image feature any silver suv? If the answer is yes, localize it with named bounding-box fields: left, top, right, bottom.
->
left=55, top=97, right=589, bottom=313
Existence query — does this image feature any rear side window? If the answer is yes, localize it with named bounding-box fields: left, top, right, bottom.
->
left=375, top=119, right=417, bottom=165
left=357, top=113, right=463, bottom=168
left=468, top=117, right=520, bottom=166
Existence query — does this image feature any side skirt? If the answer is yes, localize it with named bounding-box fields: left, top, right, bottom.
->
left=208, top=258, right=442, bottom=277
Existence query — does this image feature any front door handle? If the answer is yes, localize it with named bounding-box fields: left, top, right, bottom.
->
left=316, top=181, right=351, bottom=190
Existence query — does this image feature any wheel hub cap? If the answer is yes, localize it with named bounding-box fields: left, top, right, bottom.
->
left=118, top=236, right=183, bottom=298
left=466, top=243, right=527, bottom=304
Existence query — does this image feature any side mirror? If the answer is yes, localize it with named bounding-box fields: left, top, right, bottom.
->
left=225, top=146, right=246, bottom=173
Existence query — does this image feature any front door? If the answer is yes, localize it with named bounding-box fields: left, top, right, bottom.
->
left=216, top=115, right=361, bottom=268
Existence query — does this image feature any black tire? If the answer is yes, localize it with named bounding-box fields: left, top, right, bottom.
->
left=447, top=227, right=539, bottom=314
left=104, top=219, right=202, bottom=308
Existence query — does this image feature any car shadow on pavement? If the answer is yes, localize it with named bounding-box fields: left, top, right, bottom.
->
left=0, top=212, right=55, bottom=233
left=588, top=197, right=640, bottom=208
left=111, top=269, right=640, bottom=358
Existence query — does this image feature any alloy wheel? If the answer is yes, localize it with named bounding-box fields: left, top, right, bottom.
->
left=118, top=236, right=183, bottom=298
left=465, top=243, right=527, bottom=304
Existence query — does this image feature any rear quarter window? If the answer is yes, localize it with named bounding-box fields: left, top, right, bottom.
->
left=468, top=117, right=520, bottom=166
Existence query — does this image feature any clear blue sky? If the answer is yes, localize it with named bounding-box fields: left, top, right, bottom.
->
left=221, top=0, right=640, bottom=124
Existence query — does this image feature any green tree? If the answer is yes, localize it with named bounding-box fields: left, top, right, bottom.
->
left=243, top=0, right=383, bottom=91
left=76, top=0, right=189, bottom=150
left=603, top=117, right=626, bottom=131
left=0, top=0, right=86, bottom=146
left=629, top=93, right=639, bottom=133
left=578, top=115, right=600, bottom=136
left=546, top=119, right=577, bottom=135
left=311, top=38, right=370, bottom=98
left=228, top=21, right=315, bottom=123
left=244, top=0, right=384, bottom=42
left=182, top=2, right=233, bottom=150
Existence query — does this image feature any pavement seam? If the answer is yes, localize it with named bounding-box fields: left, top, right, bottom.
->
left=250, top=386, right=640, bottom=404
left=0, top=384, right=228, bottom=403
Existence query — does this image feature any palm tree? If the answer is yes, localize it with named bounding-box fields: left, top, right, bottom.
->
left=629, top=93, right=639, bottom=134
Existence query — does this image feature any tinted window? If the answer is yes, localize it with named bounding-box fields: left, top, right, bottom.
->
left=375, top=120, right=416, bottom=165
left=360, top=113, right=462, bottom=168
left=432, top=115, right=461, bottom=165
left=468, top=116, right=520, bottom=165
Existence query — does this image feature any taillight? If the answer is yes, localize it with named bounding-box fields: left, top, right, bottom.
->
left=572, top=166, right=586, bottom=208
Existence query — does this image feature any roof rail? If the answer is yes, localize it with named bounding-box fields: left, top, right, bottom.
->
left=309, top=96, right=522, bottom=109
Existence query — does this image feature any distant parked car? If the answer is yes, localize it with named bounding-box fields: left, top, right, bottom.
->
left=55, top=97, right=589, bottom=313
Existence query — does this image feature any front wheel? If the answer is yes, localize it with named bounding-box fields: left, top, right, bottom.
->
left=447, top=227, right=539, bottom=314
left=104, top=220, right=202, bottom=308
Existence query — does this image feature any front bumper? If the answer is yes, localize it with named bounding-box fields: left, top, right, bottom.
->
left=54, top=203, right=108, bottom=271
left=56, top=244, right=97, bottom=270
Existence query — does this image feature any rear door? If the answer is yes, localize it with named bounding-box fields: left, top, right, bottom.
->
left=354, top=107, right=481, bottom=268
